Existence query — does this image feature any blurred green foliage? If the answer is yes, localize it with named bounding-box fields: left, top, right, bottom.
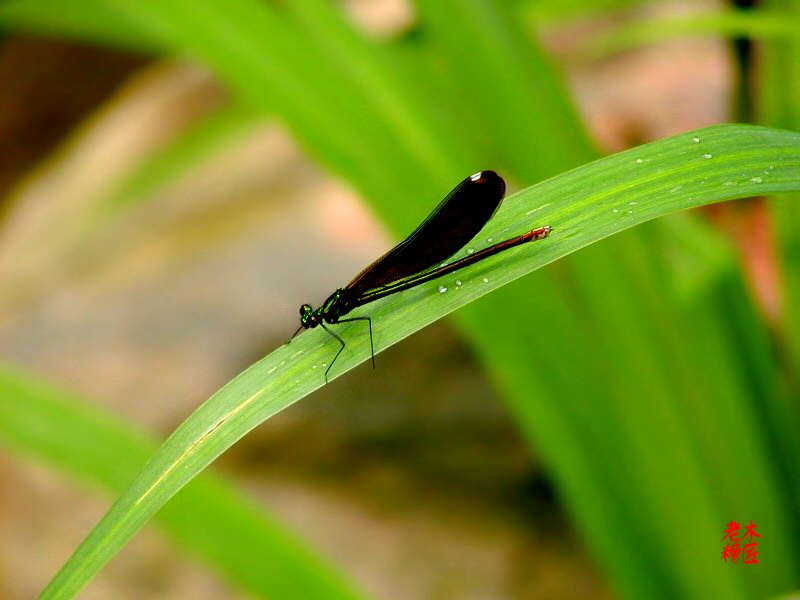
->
left=1, top=1, right=799, bottom=599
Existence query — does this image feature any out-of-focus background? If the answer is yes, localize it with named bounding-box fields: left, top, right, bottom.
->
left=1, top=1, right=799, bottom=599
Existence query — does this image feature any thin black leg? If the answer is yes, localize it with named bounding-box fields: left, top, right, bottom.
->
left=336, top=316, right=374, bottom=369
left=320, top=323, right=346, bottom=383
left=284, top=324, right=304, bottom=347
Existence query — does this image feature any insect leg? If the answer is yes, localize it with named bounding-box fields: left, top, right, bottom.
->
left=284, top=324, right=304, bottom=347
left=337, top=316, right=374, bottom=370
left=320, top=322, right=346, bottom=383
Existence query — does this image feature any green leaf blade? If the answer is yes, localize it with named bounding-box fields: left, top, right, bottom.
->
left=41, top=123, right=800, bottom=598
left=0, top=365, right=364, bottom=600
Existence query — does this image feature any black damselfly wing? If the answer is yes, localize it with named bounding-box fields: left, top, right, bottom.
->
left=342, top=171, right=505, bottom=301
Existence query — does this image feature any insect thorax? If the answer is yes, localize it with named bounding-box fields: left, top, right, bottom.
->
left=321, top=289, right=347, bottom=323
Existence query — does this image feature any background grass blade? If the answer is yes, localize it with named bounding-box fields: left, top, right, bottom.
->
left=101, top=103, right=264, bottom=209
left=585, top=8, right=796, bottom=59
left=416, top=0, right=597, bottom=177
left=761, top=0, right=800, bottom=393
left=40, top=124, right=800, bottom=598
left=0, top=0, right=162, bottom=52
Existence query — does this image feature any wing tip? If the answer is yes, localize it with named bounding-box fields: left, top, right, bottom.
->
left=469, top=170, right=505, bottom=198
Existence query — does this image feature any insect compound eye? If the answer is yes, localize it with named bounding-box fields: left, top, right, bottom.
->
left=299, top=304, right=318, bottom=328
